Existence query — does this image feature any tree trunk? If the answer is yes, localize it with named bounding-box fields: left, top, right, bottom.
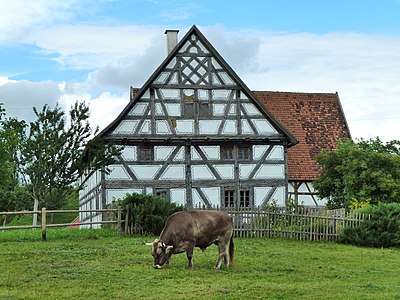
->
left=32, top=198, right=39, bottom=226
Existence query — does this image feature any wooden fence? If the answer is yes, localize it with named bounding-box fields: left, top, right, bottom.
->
left=1, top=206, right=368, bottom=242
left=212, top=207, right=369, bottom=241
left=0, top=208, right=122, bottom=241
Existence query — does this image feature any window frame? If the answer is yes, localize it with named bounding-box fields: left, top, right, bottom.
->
left=223, top=189, right=235, bottom=208
left=237, top=145, right=252, bottom=160
left=138, top=145, right=154, bottom=161
left=239, top=189, right=251, bottom=208
left=221, top=145, right=234, bottom=160
left=223, top=188, right=252, bottom=208
left=154, top=188, right=168, bottom=200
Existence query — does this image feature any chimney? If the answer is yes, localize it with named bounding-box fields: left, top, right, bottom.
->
left=164, top=30, right=179, bottom=55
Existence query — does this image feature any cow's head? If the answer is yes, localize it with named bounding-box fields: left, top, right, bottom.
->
left=145, top=239, right=173, bottom=269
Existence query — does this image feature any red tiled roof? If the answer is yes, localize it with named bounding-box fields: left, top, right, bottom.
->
left=254, top=91, right=351, bottom=181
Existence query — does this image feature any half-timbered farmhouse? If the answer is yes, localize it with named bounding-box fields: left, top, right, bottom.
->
left=79, top=26, right=350, bottom=223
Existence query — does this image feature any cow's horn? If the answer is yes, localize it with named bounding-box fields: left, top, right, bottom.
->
left=166, top=245, right=173, bottom=250
left=143, top=239, right=158, bottom=246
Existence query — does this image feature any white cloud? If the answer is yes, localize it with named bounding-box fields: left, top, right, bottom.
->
left=86, top=39, right=166, bottom=89
left=0, top=78, right=61, bottom=122
left=0, top=76, right=12, bottom=86
left=0, top=0, right=84, bottom=43
left=30, top=24, right=163, bottom=70
left=59, top=87, right=128, bottom=131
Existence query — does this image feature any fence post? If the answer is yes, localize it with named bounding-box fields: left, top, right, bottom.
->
left=41, top=207, right=47, bottom=241
left=125, top=205, right=130, bottom=234
left=117, top=206, right=122, bottom=234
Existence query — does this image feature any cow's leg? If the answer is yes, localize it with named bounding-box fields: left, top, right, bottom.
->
left=186, top=245, right=194, bottom=268
left=214, top=242, right=227, bottom=270
left=223, top=248, right=228, bottom=266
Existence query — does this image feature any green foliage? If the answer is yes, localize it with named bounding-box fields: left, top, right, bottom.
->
left=262, top=198, right=279, bottom=211
left=0, top=186, right=32, bottom=226
left=0, top=186, right=31, bottom=211
left=119, top=193, right=184, bottom=235
left=314, top=138, right=400, bottom=209
left=341, top=203, right=400, bottom=248
left=348, top=198, right=371, bottom=211
left=0, top=104, right=26, bottom=190
left=1, top=102, right=121, bottom=212
left=19, top=102, right=121, bottom=209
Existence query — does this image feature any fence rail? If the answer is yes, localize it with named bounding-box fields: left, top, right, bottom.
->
left=0, top=207, right=122, bottom=240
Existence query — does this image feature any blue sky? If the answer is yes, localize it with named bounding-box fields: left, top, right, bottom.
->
left=1, top=0, right=400, bottom=141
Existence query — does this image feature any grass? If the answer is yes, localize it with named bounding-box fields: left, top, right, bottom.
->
left=0, top=229, right=399, bottom=300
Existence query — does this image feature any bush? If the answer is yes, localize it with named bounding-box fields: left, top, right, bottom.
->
left=118, top=193, right=184, bottom=235
left=340, top=203, right=400, bottom=247
left=0, top=186, right=32, bottom=212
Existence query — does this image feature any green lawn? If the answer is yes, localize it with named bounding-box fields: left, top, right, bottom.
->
left=0, top=229, right=399, bottom=299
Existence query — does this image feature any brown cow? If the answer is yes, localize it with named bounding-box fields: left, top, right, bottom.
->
left=146, top=210, right=234, bottom=269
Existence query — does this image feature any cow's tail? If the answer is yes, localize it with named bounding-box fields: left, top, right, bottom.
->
left=229, top=234, right=234, bottom=267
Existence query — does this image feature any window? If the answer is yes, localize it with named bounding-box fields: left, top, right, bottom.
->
left=182, top=89, right=212, bottom=118
left=198, top=102, right=211, bottom=118
left=221, top=145, right=234, bottom=160
left=155, top=189, right=168, bottom=199
left=138, top=146, right=153, bottom=161
left=224, top=189, right=235, bottom=207
left=239, top=190, right=250, bottom=208
left=223, top=189, right=251, bottom=208
left=184, top=102, right=195, bottom=118
left=238, top=145, right=252, bottom=160
left=183, top=89, right=195, bottom=118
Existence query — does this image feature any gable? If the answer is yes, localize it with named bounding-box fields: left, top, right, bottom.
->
left=100, top=26, right=297, bottom=146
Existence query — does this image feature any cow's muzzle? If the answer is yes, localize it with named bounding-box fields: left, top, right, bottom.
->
left=154, top=264, right=162, bottom=269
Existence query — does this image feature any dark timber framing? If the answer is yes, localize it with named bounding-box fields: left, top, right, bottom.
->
left=79, top=25, right=297, bottom=218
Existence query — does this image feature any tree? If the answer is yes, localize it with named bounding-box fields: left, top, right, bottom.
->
left=314, top=138, right=400, bottom=209
left=0, top=104, right=26, bottom=190
left=20, top=102, right=121, bottom=213
left=0, top=105, right=31, bottom=213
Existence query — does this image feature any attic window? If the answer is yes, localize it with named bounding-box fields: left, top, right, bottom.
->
left=138, top=146, right=154, bottom=161
left=182, top=89, right=212, bottom=118
left=198, top=102, right=211, bottom=118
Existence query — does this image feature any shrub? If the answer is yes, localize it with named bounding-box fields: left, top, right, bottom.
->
left=118, top=193, right=184, bottom=235
left=340, top=203, right=400, bottom=247
left=0, top=186, right=32, bottom=212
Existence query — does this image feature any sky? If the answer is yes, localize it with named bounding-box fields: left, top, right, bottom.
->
left=1, top=0, right=400, bottom=142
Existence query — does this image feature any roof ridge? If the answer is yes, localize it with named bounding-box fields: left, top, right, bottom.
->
left=253, top=90, right=337, bottom=96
